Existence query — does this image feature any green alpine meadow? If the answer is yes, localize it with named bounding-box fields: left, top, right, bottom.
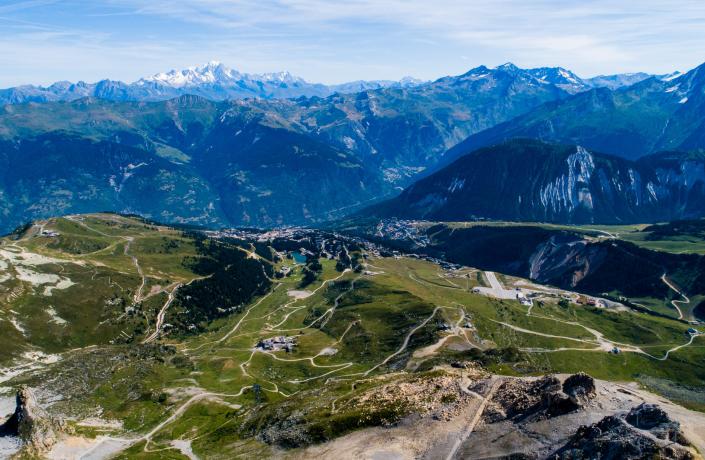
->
left=2, top=2, right=705, bottom=459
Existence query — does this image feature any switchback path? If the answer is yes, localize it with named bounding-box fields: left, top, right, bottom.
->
left=362, top=306, right=443, bottom=376
left=661, top=274, right=688, bottom=320
left=493, top=317, right=701, bottom=361
left=142, top=285, right=180, bottom=343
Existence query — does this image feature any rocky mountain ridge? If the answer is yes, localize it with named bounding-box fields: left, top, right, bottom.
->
left=363, top=139, right=705, bottom=224
left=0, top=63, right=588, bottom=232
left=0, top=62, right=424, bottom=105
left=0, top=61, right=659, bottom=105
left=442, top=62, right=705, bottom=162
left=1, top=61, right=704, bottom=232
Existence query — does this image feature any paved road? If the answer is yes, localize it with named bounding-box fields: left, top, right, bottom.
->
left=474, top=271, right=518, bottom=300
left=485, top=271, right=502, bottom=291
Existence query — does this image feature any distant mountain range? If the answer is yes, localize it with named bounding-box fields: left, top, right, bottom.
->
left=0, top=61, right=670, bottom=105
left=440, top=63, right=704, bottom=163
left=0, top=63, right=594, bottom=232
left=362, top=139, right=705, bottom=224
left=0, top=61, right=425, bottom=104
left=0, top=60, right=704, bottom=232
left=510, top=66, right=677, bottom=94
left=0, top=96, right=389, bottom=232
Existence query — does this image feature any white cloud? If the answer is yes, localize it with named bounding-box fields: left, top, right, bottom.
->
left=105, top=0, right=705, bottom=75
left=1, top=0, right=705, bottom=85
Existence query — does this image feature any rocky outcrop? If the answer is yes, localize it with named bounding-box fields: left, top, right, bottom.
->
left=562, top=372, right=596, bottom=407
left=625, top=403, right=691, bottom=445
left=0, top=386, right=61, bottom=456
left=555, top=404, right=694, bottom=460
left=486, top=374, right=596, bottom=423
left=245, top=370, right=487, bottom=448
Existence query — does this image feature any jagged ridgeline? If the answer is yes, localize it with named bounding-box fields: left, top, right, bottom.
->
left=441, top=62, right=705, bottom=163
left=2, top=62, right=705, bottom=234
left=361, top=139, right=705, bottom=224
left=0, top=63, right=640, bottom=233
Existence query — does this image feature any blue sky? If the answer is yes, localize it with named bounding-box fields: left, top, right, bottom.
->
left=2, top=0, right=705, bottom=87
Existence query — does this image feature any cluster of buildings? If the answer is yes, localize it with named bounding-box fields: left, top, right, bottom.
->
left=516, top=291, right=533, bottom=307
left=576, top=295, right=608, bottom=308
left=374, top=219, right=431, bottom=247
left=256, top=335, right=297, bottom=352
left=39, top=229, right=60, bottom=237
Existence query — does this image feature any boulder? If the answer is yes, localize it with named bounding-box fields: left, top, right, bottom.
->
left=562, top=372, right=596, bottom=406
left=543, top=392, right=580, bottom=417
left=491, top=374, right=595, bottom=421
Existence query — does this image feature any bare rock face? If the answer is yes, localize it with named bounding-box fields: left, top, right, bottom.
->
left=489, top=375, right=561, bottom=421
left=0, top=386, right=60, bottom=456
left=625, top=403, right=690, bottom=445
left=555, top=404, right=694, bottom=460
left=487, top=374, right=596, bottom=422
left=625, top=403, right=674, bottom=429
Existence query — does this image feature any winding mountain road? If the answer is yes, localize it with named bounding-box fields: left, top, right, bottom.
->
left=661, top=274, right=688, bottom=320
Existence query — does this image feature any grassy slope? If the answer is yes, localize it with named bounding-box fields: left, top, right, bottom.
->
left=425, top=220, right=705, bottom=321
left=0, top=214, right=208, bottom=364
left=2, top=215, right=705, bottom=458
left=158, top=254, right=704, bottom=458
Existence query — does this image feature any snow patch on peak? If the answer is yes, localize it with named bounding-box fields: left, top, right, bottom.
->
left=662, top=71, right=683, bottom=82
left=259, top=71, right=305, bottom=84
left=137, top=62, right=307, bottom=88
left=495, top=62, right=519, bottom=71
left=558, top=68, right=580, bottom=84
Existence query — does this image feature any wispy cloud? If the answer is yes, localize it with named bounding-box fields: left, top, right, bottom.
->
left=0, top=0, right=59, bottom=14
left=1, top=0, right=704, bottom=86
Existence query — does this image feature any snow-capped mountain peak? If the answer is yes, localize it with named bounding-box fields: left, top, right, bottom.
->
left=258, top=71, right=306, bottom=85
left=399, top=76, right=424, bottom=86
left=135, top=61, right=314, bottom=90
left=138, top=61, right=244, bottom=88
left=495, top=62, right=520, bottom=72
left=526, top=67, right=585, bottom=88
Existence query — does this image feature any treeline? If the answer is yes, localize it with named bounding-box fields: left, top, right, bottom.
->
left=335, top=248, right=363, bottom=272
left=6, top=222, right=32, bottom=239
left=169, top=233, right=274, bottom=333
left=300, top=254, right=323, bottom=288
left=643, top=219, right=705, bottom=240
